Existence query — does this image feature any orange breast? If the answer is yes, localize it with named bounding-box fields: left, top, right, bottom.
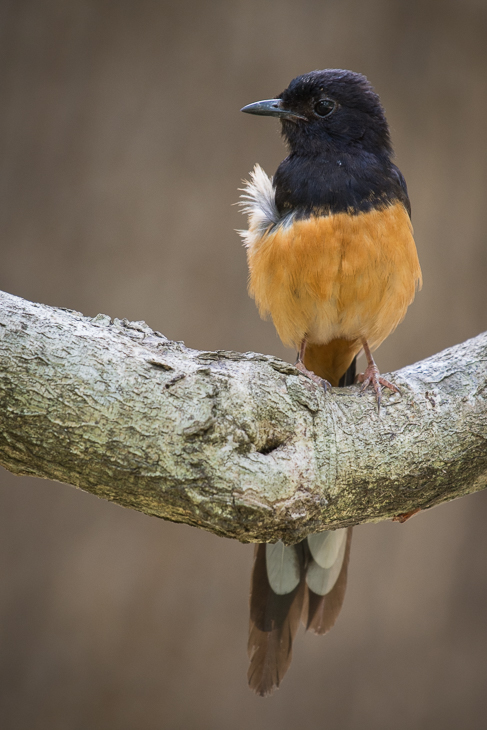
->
left=247, top=202, right=422, bottom=351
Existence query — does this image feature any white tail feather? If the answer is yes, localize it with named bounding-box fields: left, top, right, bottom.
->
left=266, top=541, right=300, bottom=595
left=306, top=531, right=347, bottom=596
left=308, top=529, right=347, bottom=569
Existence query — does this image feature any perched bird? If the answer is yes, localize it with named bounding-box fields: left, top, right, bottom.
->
left=239, top=69, right=422, bottom=696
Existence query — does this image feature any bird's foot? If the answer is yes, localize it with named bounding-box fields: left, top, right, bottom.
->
left=356, top=363, right=399, bottom=408
left=295, top=361, right=331, bottom=392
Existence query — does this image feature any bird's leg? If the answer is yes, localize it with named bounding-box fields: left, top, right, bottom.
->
left=295, top=339, right=331, bottom=392
left=356, top=339, right=400, bottom=407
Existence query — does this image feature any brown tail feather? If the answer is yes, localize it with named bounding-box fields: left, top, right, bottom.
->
left=306, top=527, right=353, bottom=634
left=248, top=543, right=306, bottom=696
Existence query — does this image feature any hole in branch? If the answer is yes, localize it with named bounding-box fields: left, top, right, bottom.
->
left=256, top=435, right=285, bottom=455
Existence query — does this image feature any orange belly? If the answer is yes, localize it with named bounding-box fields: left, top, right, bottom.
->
left=247, top=202, right=422, bottom=357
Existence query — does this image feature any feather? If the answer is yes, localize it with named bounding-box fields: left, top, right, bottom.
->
left=306, top=527, right=353, bottom=635
left=238, top=164, right=280, bottom=235
left=266, top=540, right=301, bottom=594
left=306, top=531, right=347, bottom=594
left=238, top=164, right=294, bottom=250
left=308, top=529, right=347, bottom=570
left=248, top=543, right=306, bottom=696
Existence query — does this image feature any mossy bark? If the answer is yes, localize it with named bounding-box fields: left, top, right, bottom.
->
left=1, top=290, right=486, bottom=544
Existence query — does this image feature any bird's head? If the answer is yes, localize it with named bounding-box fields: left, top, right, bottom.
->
left=241, top=69, right=392, bottom=157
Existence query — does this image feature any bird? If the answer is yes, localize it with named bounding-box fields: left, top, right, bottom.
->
left=239, top=69, right=422, bottom=696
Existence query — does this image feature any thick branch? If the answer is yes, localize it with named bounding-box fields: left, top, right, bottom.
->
left=0, top=290, right=486, bottom=543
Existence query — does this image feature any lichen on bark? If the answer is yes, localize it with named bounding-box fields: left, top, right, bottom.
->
left=0, top=290, right=486, bottom=544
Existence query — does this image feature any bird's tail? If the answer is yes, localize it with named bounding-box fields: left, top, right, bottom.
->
left=303, top=337, right=360, bottom=386
left=247, top=349, right=356, bottom=696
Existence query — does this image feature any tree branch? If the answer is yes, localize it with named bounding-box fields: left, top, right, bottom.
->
left=1, top=289, right=486, bottom=543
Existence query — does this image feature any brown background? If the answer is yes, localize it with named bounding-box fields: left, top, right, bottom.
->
left=1, top=1, right=487, bottom=728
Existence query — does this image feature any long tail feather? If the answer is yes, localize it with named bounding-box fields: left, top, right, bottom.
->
left=306, top=528, right=353, bottom=635
left=248, top=543, right=306, bottom=696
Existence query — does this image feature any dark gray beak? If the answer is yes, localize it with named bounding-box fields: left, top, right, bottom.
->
left=240, top=98, right=305, bottom=121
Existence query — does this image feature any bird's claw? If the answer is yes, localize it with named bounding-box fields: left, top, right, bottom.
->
left=356, top=364, right=399, bottom=409
left=295, top=361, right=331, bottom=392
left=321, top=378, right=332, bottom=393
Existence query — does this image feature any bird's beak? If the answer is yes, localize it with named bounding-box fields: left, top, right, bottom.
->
left=240, top=98, right=305, bottom=121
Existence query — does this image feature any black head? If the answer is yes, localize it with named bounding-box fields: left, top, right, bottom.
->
left=241, top=69, right=392, bottom=157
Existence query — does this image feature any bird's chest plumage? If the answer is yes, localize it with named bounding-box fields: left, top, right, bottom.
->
left=244, top=189, right=421, bottom=350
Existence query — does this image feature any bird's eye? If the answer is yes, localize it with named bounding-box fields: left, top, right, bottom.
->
left=314, top=99, right=336, bottom=117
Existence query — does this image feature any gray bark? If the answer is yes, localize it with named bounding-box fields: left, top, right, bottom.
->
left=0, top=289, right=486, bottom=544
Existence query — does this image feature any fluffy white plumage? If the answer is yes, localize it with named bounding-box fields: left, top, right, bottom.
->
left=238, top=164, right=293, bottom=249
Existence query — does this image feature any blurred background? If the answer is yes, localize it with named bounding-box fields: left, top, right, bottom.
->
left=1, top=1, right=487, bottom=728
